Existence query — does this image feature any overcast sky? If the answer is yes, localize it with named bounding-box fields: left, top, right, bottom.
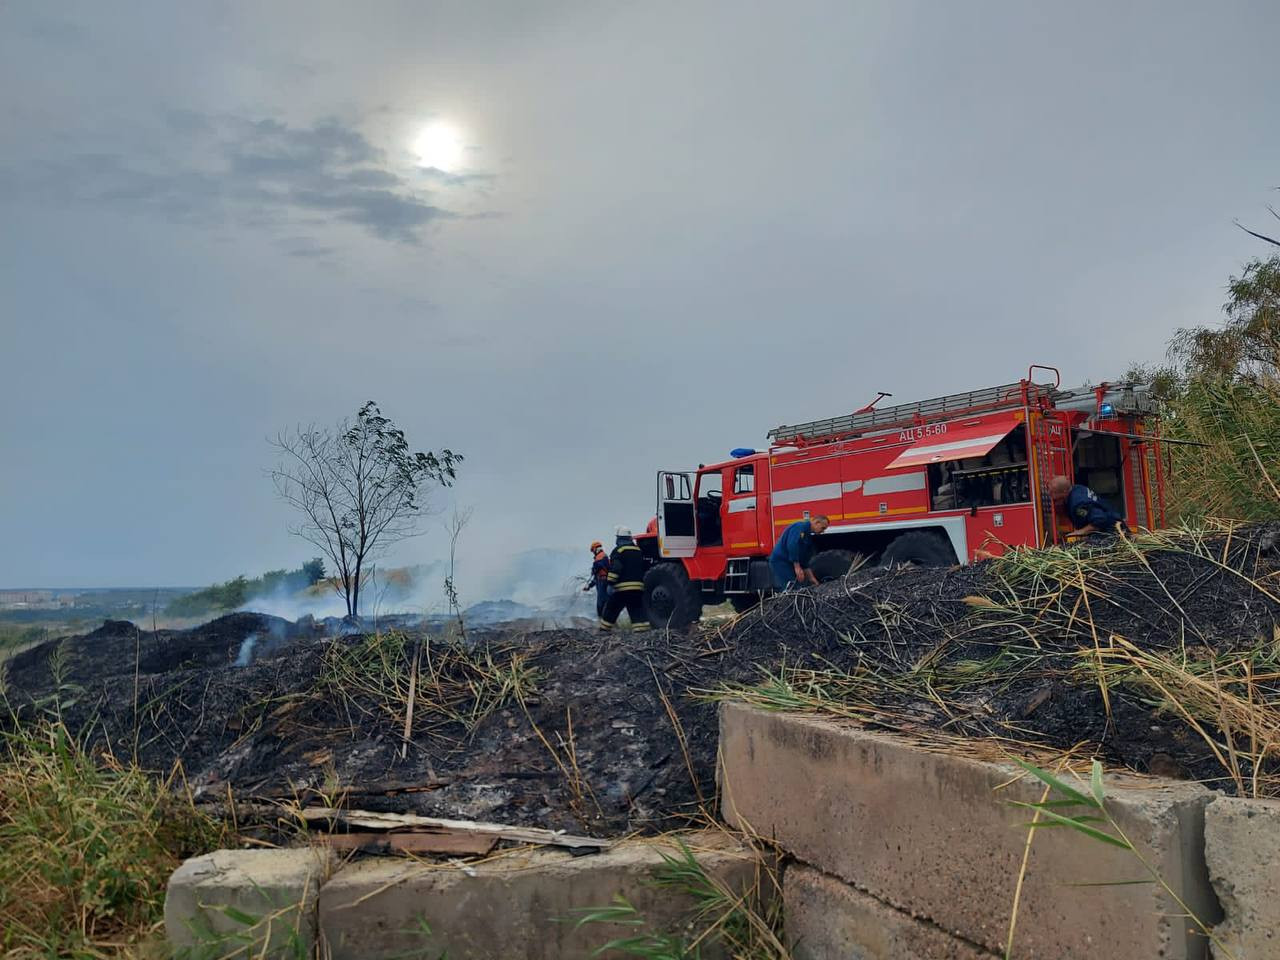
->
left=2, top=1, right=1277, bottom=590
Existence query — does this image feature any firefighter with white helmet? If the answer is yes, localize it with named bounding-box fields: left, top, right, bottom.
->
left=599, top=526, right=649, bottom=631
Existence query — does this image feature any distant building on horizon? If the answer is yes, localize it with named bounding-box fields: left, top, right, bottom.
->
left=0, top=589, right=57, bottom=609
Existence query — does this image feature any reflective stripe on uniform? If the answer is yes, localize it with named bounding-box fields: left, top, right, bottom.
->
left=613, top=581, right=644, bottom=591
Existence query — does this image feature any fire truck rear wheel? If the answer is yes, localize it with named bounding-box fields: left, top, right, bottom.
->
left=809, top=549, right=860, bottom=582
left=880, top=531, right=956, bottom=568
left=643, top=563, right=703, bottom=628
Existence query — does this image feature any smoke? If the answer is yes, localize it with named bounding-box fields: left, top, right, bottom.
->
left=240, top=586, right=348, bottom=622
left=231, top=619, right=292, bottom=666
left=234, top=550, right=596, bottom=623
left=233, top=633, right=258, bottom=667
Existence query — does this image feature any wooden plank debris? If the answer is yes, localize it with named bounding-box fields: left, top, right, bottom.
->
left=313, top=832, right=496, bottom=856
left=298, top=807, right=611, bottom=850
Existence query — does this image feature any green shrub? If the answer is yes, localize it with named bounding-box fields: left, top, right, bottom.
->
left=164, top=559, right=325, bottom=618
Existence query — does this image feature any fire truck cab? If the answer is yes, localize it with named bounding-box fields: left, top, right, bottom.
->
left=635, top=366, right=1166, bottom=627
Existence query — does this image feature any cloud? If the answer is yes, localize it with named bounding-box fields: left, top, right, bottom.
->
left=275, top=236, right=338, bottom=260
left=414, top=166, right=497, bottom=190
left=18, top=115, right=458, bottom=245
left=14, top=12, right=86, bottom=46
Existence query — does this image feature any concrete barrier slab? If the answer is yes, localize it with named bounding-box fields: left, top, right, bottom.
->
left=719, top=702, right=1219, bottom=959
left=317, top=830, right=768, bottom=959
left=165, top=847, right=332, bottom=957
left=1204, top=795, right=1280, bottom=959
left=785, top=864, right=995, bottom=959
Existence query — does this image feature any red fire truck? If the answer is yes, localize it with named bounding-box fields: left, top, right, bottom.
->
left=635, top=366, right=1167, bottom=626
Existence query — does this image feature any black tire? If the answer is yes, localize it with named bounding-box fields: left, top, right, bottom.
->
left=880, top=531, right=956, bottom=568
left=809, top=549, right=862, bottom=583
left=643, top=563, right=703, bottom=628
left=729, top=592, right=762, bottom=613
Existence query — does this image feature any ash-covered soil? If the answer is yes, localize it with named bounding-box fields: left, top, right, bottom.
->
left=5, top=523, right=1280, bottom=836
left=3, top=614, right=722, bottom=836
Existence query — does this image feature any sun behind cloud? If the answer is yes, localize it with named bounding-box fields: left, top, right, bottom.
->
left=412, top=121, right=465, bottom=172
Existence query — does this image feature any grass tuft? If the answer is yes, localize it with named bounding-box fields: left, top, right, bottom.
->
left=0, top=718, right=227, bottom=958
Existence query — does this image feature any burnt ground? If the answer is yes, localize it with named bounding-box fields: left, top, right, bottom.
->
left=4, top=523, right=1280, bottom=837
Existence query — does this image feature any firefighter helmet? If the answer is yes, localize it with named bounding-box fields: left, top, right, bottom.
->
left=615, top=525, right=632, bottom=537
left=590, top=540, right=603, bottom=551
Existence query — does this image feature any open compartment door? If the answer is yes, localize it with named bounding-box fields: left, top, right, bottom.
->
left=886, top=414, right=1024, bottom=469
left=657, top=471, right=696, bottom=558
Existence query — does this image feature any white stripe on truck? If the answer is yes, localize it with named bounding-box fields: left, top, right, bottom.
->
left=771, top=482, right=843, bottom=506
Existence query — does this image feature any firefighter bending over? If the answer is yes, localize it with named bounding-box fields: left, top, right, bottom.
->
left=770, top=515, right=830, bottom=589
left=582, top=540, right=610, bottom=618
left=600, top=526, right=649, bottom=631
left=1050, top=477, right=1127, bottom=535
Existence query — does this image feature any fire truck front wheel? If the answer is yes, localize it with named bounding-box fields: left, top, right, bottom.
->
left=809, top=549, right=861, bottom=582
left=880, top=530, right=956, bottom=568
left=643, top=563, right=703, bottom=629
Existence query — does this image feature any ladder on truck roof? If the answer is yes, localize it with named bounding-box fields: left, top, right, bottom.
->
left=768, top=380, right=1054, bottom=445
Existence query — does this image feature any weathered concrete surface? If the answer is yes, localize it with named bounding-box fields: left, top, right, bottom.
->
left=317, top=830, right=768, bottom=959
left=165, top=847, right=332, bottom=956
left=1205, top=796, right=1280, bottom=959
left=719, top=702, right=1220, bottom=960
left=785, top=865, right=996, bottom=959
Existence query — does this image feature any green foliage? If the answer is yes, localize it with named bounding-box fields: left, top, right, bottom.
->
left=301, top=557, right=326, bottom=586
left=571, top=897, right=693, bottom=959
left=1171, top=256, right=1280, bottom=386
left=569, top=839, right=786, bottom=960
left=0, top=718, right=226, bottom=957
left=1005, top=758, right=1233, bottom=959
left=1127, top=256, right=1280, bottom=522
left=164, top=559, right=326, bottom=618
left=1166, top=378, right=1280, bottom=520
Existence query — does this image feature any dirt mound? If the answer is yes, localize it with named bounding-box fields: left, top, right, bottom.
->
left=3, top=615, right=718, bottom=835
left=723, top=522, right=1280, bottom=788
left=5, top=523, right=1280, bottom=836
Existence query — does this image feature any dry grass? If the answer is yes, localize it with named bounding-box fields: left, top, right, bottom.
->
left=319, top=630, right=540, bottom=742
left=1080, top=635, right=1280, bottom=796
left=0, top=718, right=227, bottom=958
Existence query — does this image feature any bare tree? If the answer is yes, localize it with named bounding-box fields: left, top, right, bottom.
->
left=1236, top=207, right=1280, bottom=249
left=271, top=401, right=461, bottom=621
left=1234, top=187, right=1280, bottom=249
left=443, top=506, right=474, bottom=640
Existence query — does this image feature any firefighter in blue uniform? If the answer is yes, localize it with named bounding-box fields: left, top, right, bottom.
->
left=600, top=526, right=649, bottom=631
left=582, top=540, right=610, bottom=618
left=1050, top=477, right=1127, bottom=535
left=770, top=515, right=830, bottom=589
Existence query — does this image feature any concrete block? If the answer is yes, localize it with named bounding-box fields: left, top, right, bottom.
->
left=165, top=847, right=332, bottom=957
left=719, top=702, right=1219, bottom=959
left=785, top=864, right=995, bottom=959
left=317, top=830, right=767, bottom=959
left=1204, top=796, right=1280, bottom=959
